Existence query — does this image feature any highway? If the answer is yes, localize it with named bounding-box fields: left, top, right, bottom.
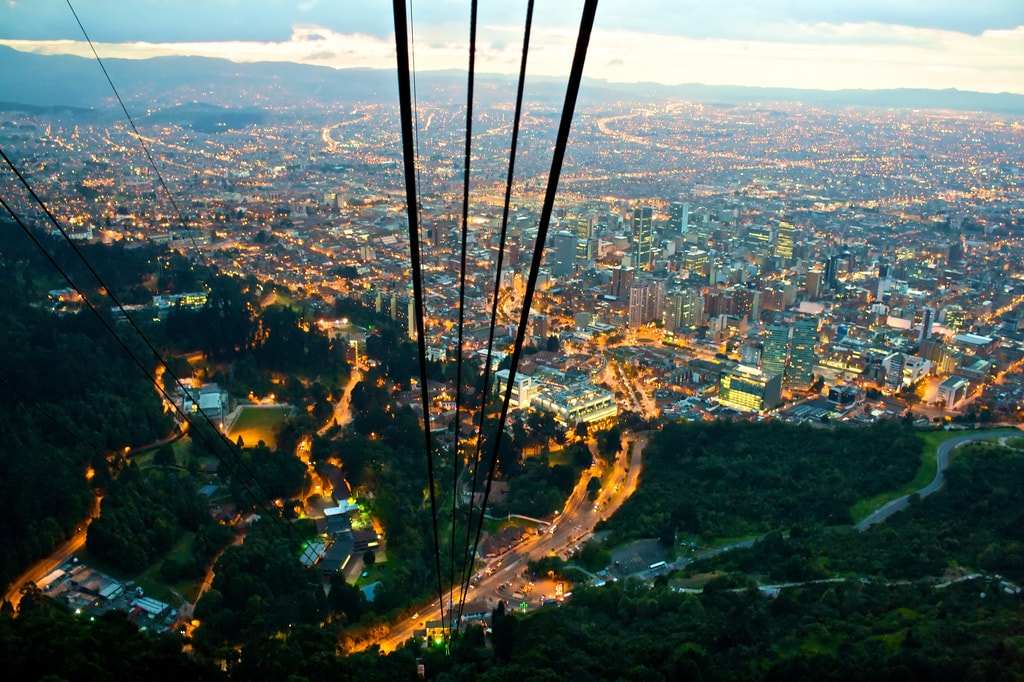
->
left=359, top=434, right=646, bottom=653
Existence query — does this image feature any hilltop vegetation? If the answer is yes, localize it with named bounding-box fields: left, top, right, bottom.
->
left=692, top=440, right=1024, bottom=584
left=602, top=420, right=922, bottom=545
left=0, top=293, right=173, bottom=587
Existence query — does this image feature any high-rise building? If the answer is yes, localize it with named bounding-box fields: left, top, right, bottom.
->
left=632, top=205, right=654, bottom=270
left=704, top=290, right=736, bottom=318
left=884, top=352, right=906, bottom=392
left=664, top=289, right=703, bottom=330
left=648, top=278, right=666, bottom=322
left=575, top=236, right=594, bottom=269
left=775, top=221, right=795, bottom=261
left=682, top=247, right=709, bottom=277
left=787, top=317, right=818, bottom=386
left=762, top=325, right=791, bottom=379
left=628, top=281, right=651, bottom=328
left=805, top=269, right=823, bottom=300
left=824, top=254, right=840, bottom=290
left=919, top=306, right=935, bottom=343
left=610, top=266, right=635, bottom=299
left=746, top=225, right=773, bottom=249
left=669, top=201, right=690, bottom=233
left=575, top=215, right=594, bottom=240
left=733, top=287, right=761, bottom=322
left=549, top=230, right=577, bottom=278
left=574, top=215, right=595, bottom=270
left=407, top=297, right=416, bottom=339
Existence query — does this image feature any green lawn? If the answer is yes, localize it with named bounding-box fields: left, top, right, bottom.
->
left=547, top=447, right=572, bottom=467
left=226, top=405, right=294, bottom=449
left=481, top=515, right=540, bottom=535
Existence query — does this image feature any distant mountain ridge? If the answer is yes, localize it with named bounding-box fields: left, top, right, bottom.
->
left=1, top=45, right=1022, bottom=115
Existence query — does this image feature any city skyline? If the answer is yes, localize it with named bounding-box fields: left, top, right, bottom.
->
left=0, top=1, right=1021, bottom=94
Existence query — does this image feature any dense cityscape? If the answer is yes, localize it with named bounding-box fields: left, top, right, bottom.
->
left=1, top=12, right=1024, bottom=680
left=8, top=90, right=1024, bottom=423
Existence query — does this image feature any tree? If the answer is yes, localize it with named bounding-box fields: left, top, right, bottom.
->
left=490, top=600, right=516, bottom=662
left=363, top=550, right=376, bottom=567
left=154, top=443, right=176, bottom=467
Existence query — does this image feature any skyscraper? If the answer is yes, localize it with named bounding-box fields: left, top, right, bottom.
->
left=628, top=281, right=651, bottom=328
left=610, top=266, right=635, bottom=299
left=632, top=205, right=653, bottom=270
left=648, top=278, right=666, bottom=322
left=787, top=317, right=818, bottom=386
left=575, top=215, right=595, bottom=270
left=805, top=269, right=823, bottom=300
left=775, top=221, right=795, bottom=261
left=575, top=236, right=594, bottom=270
left=669, top=201, right=689, bottom=233
left=762, top=325, right=790, bottom=379
left=919, top=306, right=935, bottom=343
left=664, top=289, right=703, bottom=330
left=885, top=352, right=906, bottom=392
left=824, top=254, right=840, bottom=290
left=549, top=230, right=577, bottom=278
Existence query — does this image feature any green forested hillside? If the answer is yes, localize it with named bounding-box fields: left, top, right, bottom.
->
left=0, top=299, right=173, bottom=587
left=602, top=420, right=922, bottom=544
left=693, top=440, right=1024, bottom=584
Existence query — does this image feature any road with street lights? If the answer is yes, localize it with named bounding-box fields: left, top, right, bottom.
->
left=361, top=434, right=646, bottom=653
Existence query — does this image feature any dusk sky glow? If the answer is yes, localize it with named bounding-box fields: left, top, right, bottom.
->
left=0, top=1, right=1022, bottom=93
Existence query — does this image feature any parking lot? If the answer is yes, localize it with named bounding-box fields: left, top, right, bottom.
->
left=609, top=539, right=667, bottom=578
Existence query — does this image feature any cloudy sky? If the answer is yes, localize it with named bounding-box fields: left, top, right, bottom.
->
left=1, top=0, right=1022, bottom=93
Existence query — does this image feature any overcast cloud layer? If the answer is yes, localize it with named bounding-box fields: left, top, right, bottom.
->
left=1, top=0, right=1022, bottom=93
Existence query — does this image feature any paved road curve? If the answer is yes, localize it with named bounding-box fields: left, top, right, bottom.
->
left=357, top=435, right=647, bottom=653
left=856, top=429, right=1014, bottom=531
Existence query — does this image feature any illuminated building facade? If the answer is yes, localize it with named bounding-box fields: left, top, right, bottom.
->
left=717, top=366, right=782, bottom=413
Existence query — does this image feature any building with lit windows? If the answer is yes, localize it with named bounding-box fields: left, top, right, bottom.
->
left=532, top=384, right=618, bottom=425
left=746, top=225, right=772, bottom=248
left=787, top=317, right=819, bottom=386
left=549, top=230, right=577, bottom=278
left=669, top=201, right=689, bottom=233
left=632, top=205, right=653, bottom=270
left=664, top=288, right=703, bottom=330
left=717, top=366, right=782, bottom=413
left=681, top=247, right=709, bottom=277
left=494, top=369, right=537, bottom=408
left=762, top=325, right=790, bottom=378
left=495, top=367, right=617, bottom=425
left=628, top=281, right=651, bottom=328
left=937, top=376, right=969, bottom=408
left=775, top=221, right=795, bottom=260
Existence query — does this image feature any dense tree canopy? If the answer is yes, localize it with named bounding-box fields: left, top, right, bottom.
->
left=603, top=420, right=922, bottom=543
left=0, top=293, right=173, bottom=586
left=696, top=440, right=1024, bottom=584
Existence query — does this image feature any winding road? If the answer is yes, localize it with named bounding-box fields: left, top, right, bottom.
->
left=856, top=429, right=1015, bottom=531
left=355, top=434, right=646, bottom=653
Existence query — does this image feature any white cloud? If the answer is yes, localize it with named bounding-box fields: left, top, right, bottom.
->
left=1, top=20, right=1021, bottom=94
